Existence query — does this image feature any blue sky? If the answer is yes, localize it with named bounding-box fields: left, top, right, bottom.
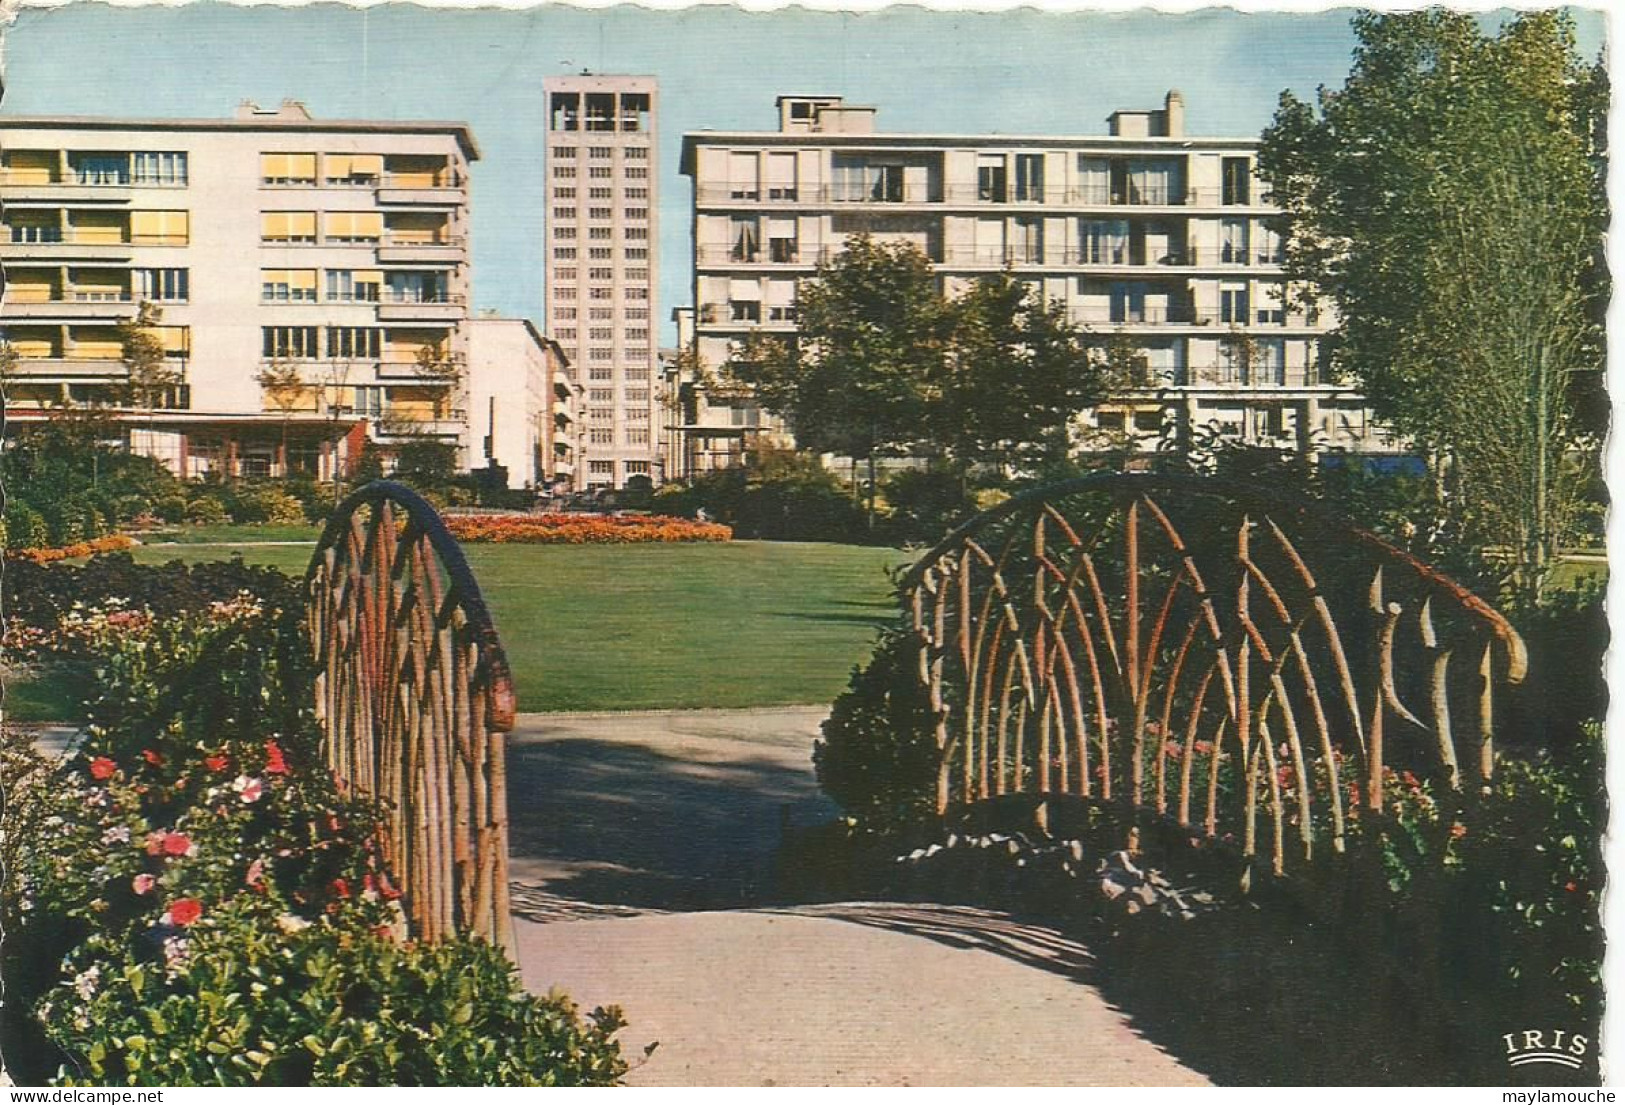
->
left=0, top=3, right=1607, bottom=344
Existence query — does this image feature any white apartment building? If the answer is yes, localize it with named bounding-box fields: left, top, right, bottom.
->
left=678, top=92, right=1400, bottom=469
left=465, top=315, right=575, bottom=491
left=542, top=75, right=661, bottom=490
left=0, top=101, right=484, bottom=479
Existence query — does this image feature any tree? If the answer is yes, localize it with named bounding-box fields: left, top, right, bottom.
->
left=722, top=236, right=949, bottom=522
left=1257, top=10, right=1606, bottom=604
left=118, top=301, right=180, bottom=414
left=254, top=358, right=310, bottom=473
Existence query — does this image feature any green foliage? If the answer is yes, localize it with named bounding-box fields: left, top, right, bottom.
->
left=814, top=628, right=940, bottom=830
left=4, top=499, right=50, bottom=549
left=653, top=446, right=868, bottom=542
left=1258, top=10, right=1606, bottom=603
left=0, top=418, right=185, bottom=544
left=45, top=900, right=626, bottom=1087
left=878, top=465, right=981, bottom=546
left=184, top=496, right=229, bottom=525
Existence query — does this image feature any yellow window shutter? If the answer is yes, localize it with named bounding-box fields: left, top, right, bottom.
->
left=289, top=212, right=316, bottom=237
left=351, top=154, right=383, bottom=176
left=289, top=154, right=315, bottom=178
left=325, top=154, right=352, bottom=178
left=291, top=270, right=317, bottom=291
left=356, top=212, right=383, bottom=238
left=157, top=326, right=190, bottom=354
left=260, top=153, right=285, bottom=179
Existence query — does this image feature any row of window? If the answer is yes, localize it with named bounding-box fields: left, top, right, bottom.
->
left=551, top=207, right=650, bottom=222
left=552, top=247, right=648, bottom=262
left=554, top=306, right=649, bottom=321
left=2, top=150, right=189, bottom=187
left=552, top=146, right=649, bottom=160
left=1, top=151, right=460, bottom=190
left=260, top=325, right=448, bottom=360
left=586, top=388, right=652, bottom=403
left=554, top=187, right=649, bottom=201
left=583, top=366, right=653, bottom=382
left=564, top=346, right=652, bottom=361
left=554, top=328, right=649, bottom=343
left=552, top=165, right=650, bottom=180
left=4, top=267, right=188, bottom=303
left=586, top=407, right=651, bottom=422
left=260, top=269, right=455, bottom=303
left=259, top=153, right=458, bottom=189
left=553, top=286, right=650, bottom=300
left=553, top=225, right=649, bottom=241
left=261, top=212, right=454, bottom=245
left=584, top=446, right=653, bottom=461
left=553, top=267, right=650, bottom=283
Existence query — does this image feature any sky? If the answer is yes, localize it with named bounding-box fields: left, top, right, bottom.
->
left=0, top=2, right=1608, bottom=345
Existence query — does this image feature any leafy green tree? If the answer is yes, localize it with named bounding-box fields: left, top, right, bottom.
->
left=117, top=301, right=179, bottom=413
left=1258, top=10, right=1606, bottom=604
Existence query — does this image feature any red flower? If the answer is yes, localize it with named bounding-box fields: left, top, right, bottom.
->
left=204, top=754, right=229, bottom=773
left=371, top=924, right=395, bottom=941
left=1450, top=822, right=1468, bottom=840
left=1565, top=881, right=1580, bottom=893
left=264, top=740, right=289, bottom=776
left=89, top=757, right=116, bottom=780
left=143, top=749, right=164, bottom=767
left=162, top=832, right=193, bottom=857
left=168, top=898, right=203, bottom=926
left=331, top=877, right=351, bottom=899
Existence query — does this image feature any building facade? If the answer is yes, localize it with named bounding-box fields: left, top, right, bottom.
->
left=465, top=315, right=574, bottom=491
left=678, top=92, right=1400, bottom=468
left=0, top=101, right=479, bottom=478
left=542, top=75, right=661, bottom=490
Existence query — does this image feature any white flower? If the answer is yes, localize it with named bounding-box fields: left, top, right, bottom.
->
left=275, top=913, right=311, bottom=935
left=72, top=965, right=100, bottom=1001
left=101, top=825, right=131, bottom=845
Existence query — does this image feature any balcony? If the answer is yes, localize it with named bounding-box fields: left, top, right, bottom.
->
left=0, top=228, right=138, bottom=261
left=376, top=173, right=465, bottom=207
left=375, top=294, right=466, bottom=322
left=376, top=232, right=465, bottom=264
left=1, top=293, right=141, bottom=320
left=372, top=409, right=468, bottom=439
left=9, top=355, right=187, bottom=383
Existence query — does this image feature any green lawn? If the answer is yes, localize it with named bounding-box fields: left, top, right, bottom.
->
left=137, top=522, right=323, bottom=545
left=108, top=540, right=907, bottom=713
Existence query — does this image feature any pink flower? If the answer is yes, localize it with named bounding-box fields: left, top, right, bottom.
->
left=168, top=898, right=203, bottom=926
left=142, top=749, right=164, bottom=767
left=89, top=757, right=116, bottom=780
left=132, top=873, right=156, bottom=895
left=245, top=858, right=266, bottom=888
left=234, top=776, right=264, bottom=804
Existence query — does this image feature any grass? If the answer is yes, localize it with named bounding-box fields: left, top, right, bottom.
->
left=136, top=522, right=323, bottom=545
left=109, top=539, right=908, bottom=714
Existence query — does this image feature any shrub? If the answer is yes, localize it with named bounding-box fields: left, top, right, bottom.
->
left=4, top=501, right=50, bottom=550
left=154, top=494, right=190, bottom=523
left=879, top=466, right=981, bottom=546
left=654, top=449, right=868, bottom=542
left=445, top=513, right=732, bottom=545
left=44, top=901, right=627, bottom=1087
left=228, top=485, right=308, bottom=525
left=185, top=496, right=229, bottom=525
left=814, top=627, right=940, bottom=830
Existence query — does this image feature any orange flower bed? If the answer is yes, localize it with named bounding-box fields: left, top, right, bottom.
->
left=6, top=534, right=137, bottom=564
left=444, top=513, right=732, bottom=545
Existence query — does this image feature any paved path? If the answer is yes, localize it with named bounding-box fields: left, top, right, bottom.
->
left=505, top=708, right=1207, bottom=1087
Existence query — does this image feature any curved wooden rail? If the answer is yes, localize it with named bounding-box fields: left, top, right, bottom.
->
left=307, top=480, right=516, bottom=950
left=901, top=473, right=1527, bottom=878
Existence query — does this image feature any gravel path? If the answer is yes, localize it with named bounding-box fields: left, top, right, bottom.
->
left=504, top=708, right=1208, bottom=1087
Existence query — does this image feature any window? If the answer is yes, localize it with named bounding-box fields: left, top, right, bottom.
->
left=553, top=247, right=577, bottom=260
left=832, top=157, right=904, bottom=203
left=556, top=328, right=577, bottom=341
left=589, top=166, right=613, bottom=179
left=1256, top=284, right=1286, bottom=324
left=554, top=207, right=577, bottom=221
left=626, top=268, right=649, bottom=281
left=625, top=226, right=647, bottom=240
left=625, top=430, right=651, bottom=447
left=262, top=325, right=319, bottom=358
left=323, top=154, right=382, bottom=186
left=589, top=460, right=615, bottom=475
left=765, top=152, right=797, bottom=200
left=625, top=147, right=648, bottom=160
left=555, top=286, right=577, bottom=300
left=977, top=155, right=1008, bottom=202
left=624, top=388, right=649, bottom=403
left=1109, top=281, right=1147, bottom=324
left=261, top=153, right=317, bottom=186
left=1221, top=218, right=1249, bottom=265
left=728, top=152, right=759, bottom=200
left=730, top=300, right=761, bottom=323
left=625, top=187, right=648, bottom=200
left=624, top=208, right=648, bottom=221
left=627, top=288, right=648, bottom=300
left=262, top=212, right=317, bottom=244
left=72, top=153, right=129, bottom=186
left=589, top=268, right=613, bottom=280
left=588, top=248, right=613, bottom=260
left=134, top=268, right=188, bottom=302
left=328, top=327, right=381, bottom=359
left=353, top=386, right=385, bottom=417
left=554, top=146, right=577, bottom=159
left=1220, top=283, right=1250, bottom=324
left=625, top=166, right=648, bottom=180
left=589, top=327, right=614, bottom=341
left=625, top=328, right=648, bottom=342
left=555, top=307, right=577, bottom=320
left=1014, top=154, right=1044, bottom=202
left=589, top=147, right=613, bottom=160
left=1222, top=158, right=1251, bottom=205
left=626, top=347, right=650, bottom=360
left=130, top=210, right=189, bottom=245
left=625, top=248, right=648, bottom=260
left=589, top=388, right=614, bottom=402
left=625, top=307, right=649, bottom=320
left=554, top=187, right=576, bottom=199
left=768, top=217, right=797, bottom=262
left=1012, top=217, right=1043, bottom=264
left=385, top=271, right=447, bottom=303
left=132, top=152, right=187, bottom=186
left=8, top=212, right=62, bottom=243
left=1079, top=219, right=1130, bottom=264
left=626, top=408, right=649, bottom=423
left=322, top=211, right=383, bottom=243
left=730, top=217, right=760, bottom=262
left=588, top=368, right=613, bottom=382
left=555, top=226, right=578, bottom=239
left=589, top=227, right=613, bottom=240
left=589, top=308, right=614, bottom=320
left=589, top=347, right=614, bottom=360
left=553, top=165, right=577, bottom=179
left=589, top=429, right=615, bottom=445
left=261, top=269, right=318, bottom=302
left=589, top=207, right=612, bottom=220
left=589, top=187, right=613, bottom=200
left=556, top=268, right=578, bottom=282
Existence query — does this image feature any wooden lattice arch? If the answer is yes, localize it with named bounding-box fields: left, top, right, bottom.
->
left=307, top=481, right=516, bottom=949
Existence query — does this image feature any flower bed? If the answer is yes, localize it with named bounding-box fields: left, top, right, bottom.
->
left=3, top=568, right=628, bottom=1086
left=445, top=512, right=731, bottom=545
left=6, top=533, right=136, bottom=563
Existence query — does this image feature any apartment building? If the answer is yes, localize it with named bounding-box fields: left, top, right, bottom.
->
left=678, top=92, right=1399, bottom=468
left=0, top=101, right=484, bottom=479
left=542, top=74, right=660, bottom=490
left=465, top=315, right=575, bottom=491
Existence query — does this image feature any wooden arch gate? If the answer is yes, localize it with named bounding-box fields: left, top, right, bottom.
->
left=900, top=473, right=1528, bottom=879
left=307, top=481, right=516, bottom=949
